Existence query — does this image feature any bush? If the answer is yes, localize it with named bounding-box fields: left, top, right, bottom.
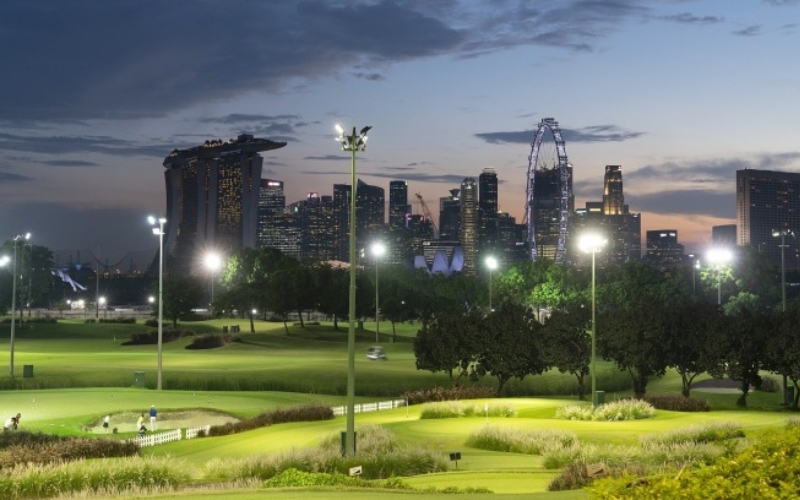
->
left=642, top=395, right=711, bottom=412
left=420, top=401, right=515, bottom=419
left=206, top=403, right=333, bottom=437
left=0, top=433, right=139, bottom=469
left=185, top=334, right=238, bottom=350
left=99, top=317, right=136, bottom=324
left=403, top=385, right=496, bottom=405
left=123, top=329, right=193, bottom=345
left=144, top=319, right=158, bottom=328
left=555, top=399, right=656, bottom=421
left=466, top=425, right=577, bottom=456
left=640, top=422, right=744, bottom=447
left=759, top=375, right=781, bottom=393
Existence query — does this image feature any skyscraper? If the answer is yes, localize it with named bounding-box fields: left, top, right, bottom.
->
left=439, top=189, right=461, bottom=241
left=332, top=184, right=351, bottom=262
left=479, top=168, right=499, bottom=255
left=737, top=169, right=800, bottom=271
left=460, top=177, right=478, bottom=275
left=162, top=134, right=286, bottom=275
left=257, top=179, right=285, bottom=249
left=532, top=166, right=573, bottom=261
left=643, top=230, right=684, bottom=271
left=389, top=180, right=409, bottom=231
left=603, top=165, right=624, bottom=215
left=356, top=179, right=385, bottom=250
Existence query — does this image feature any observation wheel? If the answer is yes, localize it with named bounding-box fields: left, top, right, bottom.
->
left=524, top=117, right=572, bottom=264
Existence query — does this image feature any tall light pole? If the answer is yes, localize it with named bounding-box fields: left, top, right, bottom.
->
left=707, top=247, right=733, bottom=305
left=579, top=232, right=606, bottom=407
left=95, top=245, right=101, bottom=320
left=773, top=229, right=793, bottom=404
left=485, top=256, right=498, bottom=311
left=371, top=242, right=385, bottom=344
left=149, top=216, right=166, bottom=390
left=336, top=123, right=371, bottom=457
left=205, top=252, right=222, bottom=319
left=9, top=233, right=30, bottom=377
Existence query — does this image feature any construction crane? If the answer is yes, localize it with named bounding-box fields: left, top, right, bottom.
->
left=414, top=192, right=438, bottom=238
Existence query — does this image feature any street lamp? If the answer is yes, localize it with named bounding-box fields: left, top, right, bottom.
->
left=336, top=122, right=371, bottom=457
left=205, top=252, right=222, bottom=319
left=485, top=256, right=498, bottom=311
left=99, top=296, right=106, bottom=319
left=579, top=232, right=606, bottom=407
left=372, top=242, right=386, bottom=343
left=9, top=233, right=30, bottom=377
left=706, top=247, right=733, bottom=305
left=773, top=228, right=794, bottom=404
left=149, top=216, right=167, bottom=390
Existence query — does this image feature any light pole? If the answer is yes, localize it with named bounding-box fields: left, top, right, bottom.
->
left=205, top=252, right=222, bottom=319
left=707, top=247, right=733, bottom=305
left=9, top=233, right=30, bottom=377
left=99, top=296, right=106, bottom=319
left=485, top=256, right=498, bottom=311
left=773, top=229, right=793, bottom=405
left=372, top=242, right=385, bottom=343
left=336, top=123, right=371, bottom=457
left=579, top=232, right=607, bottom=407
left=149, top=216, right=166, bottom=391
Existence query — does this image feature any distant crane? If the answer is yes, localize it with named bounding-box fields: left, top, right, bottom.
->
left=414, top=192, right=438, bottom=238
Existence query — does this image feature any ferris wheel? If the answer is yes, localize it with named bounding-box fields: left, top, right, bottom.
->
left=525, top=117, right=572, bottom=264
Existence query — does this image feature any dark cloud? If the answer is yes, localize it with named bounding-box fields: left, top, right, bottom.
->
left=732, top=25, right=762, bottom=36
left=628, top=153, right=800, bottom=184
left=0, top=132, right=172, bottom=158
left=659, top=12, right=724, bottom=24
left=627, top=190, right=734, bottom=218
left=0, top=1, right=655, bottom=121
left=353, top=72, right=386, bottom=81
left=42, top=160, right=99, bottom=167
left=362, top=170, right=471, bottom=185
left=475, top=124, right=644, bottom=144
left=0, top=170, right=33, bottom=183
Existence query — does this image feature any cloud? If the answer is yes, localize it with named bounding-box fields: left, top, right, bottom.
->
left=764, top=0, right=800, bottom=5
left=0, top=132, right=173, bottom=157
left=732, top=25, right=762, bottom=36
left=627, top=190, right=733, bottom=218
left=0, top=170, right=33, bottom=183
left=0, top=1, right=653, bottom=121
left=659, top=12, right=724, bottom=25
left=475, top=124, right=644, bottom=144
left=42, top=160, right=99, bottom=167
left=628, top=152, right=800, bottom=185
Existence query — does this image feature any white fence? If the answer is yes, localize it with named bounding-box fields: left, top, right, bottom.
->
left=128, top=425, right=211, bottom=448
left=332, top=399, right=407, bottom=417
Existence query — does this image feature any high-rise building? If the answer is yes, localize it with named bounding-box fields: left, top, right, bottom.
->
left=302, top=193, right=335, bottom=262
left=712, top=224, right=737, bottom=247
left=257, top=179, right=285, bottom=249
left=460, top=177, right=478, bottom=275
left=603, top=165, right=624, bottom=215
left=162, top=134, right=286, bottom=275
left=389, top=180, right=409, bottom=231
left=356, top=179, right=385, bottom=250
left=479, top=168, right=499, bottom=254
left=532, top=166, right=574, bottom=261
left=332, top=184, right=351, bottom=262
left=737, top=169, right=800, bottom=271
left=439, top=189, right=461, bottom=241
left=643, top=230, right=684, bottom=271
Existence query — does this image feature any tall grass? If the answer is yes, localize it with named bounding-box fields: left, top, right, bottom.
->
left=639, top=422, right=745, bottom=446
left=466, top=424, right=578, bottom=455
left=555, top=399, right=656, bottom=421
left=0, top=456, right=189, bottom=499
left=419, top=401, right=516, bottom=419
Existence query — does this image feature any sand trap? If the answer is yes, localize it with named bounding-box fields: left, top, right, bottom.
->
left=87, top=410, right=239, bottom=434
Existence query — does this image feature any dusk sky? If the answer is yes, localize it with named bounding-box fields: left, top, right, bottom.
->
left=2, top=0, right=799, bottom=268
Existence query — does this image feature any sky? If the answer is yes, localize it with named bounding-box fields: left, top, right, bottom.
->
left=2, top=0, right=800, bottom=269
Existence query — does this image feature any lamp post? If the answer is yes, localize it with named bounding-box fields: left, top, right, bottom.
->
left=336, top=123, right=371, bottom=457
left=149, top=216, right=166, bottom=391
left=773, top=229, right=794, bottom=405
left=205, top=253, right=222, bottom=319
left=706, top=247, right=733, bottom=305
left=372, top=242, right=385, bottom=343
left=579, top=233, right=606, bottom=407
left=9, top=233, right=30, bottom=377
left=485, top=256, right=498, bottom=311
left=99, top=296, right=106, bottom=319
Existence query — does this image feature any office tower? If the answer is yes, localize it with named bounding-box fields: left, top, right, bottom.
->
left=460, top=177, right=478, bottom=275
left=737, top=169, right=800, bottom=271
left=532, top=166, right=574, bottom=261
left=257, top=179, right=285, bottom=249
left=356, top=179, right=385, bottom=250
left=479, top=168, right=499, bottom=254
left=302, top=193, right=335, bottom=262
left=162, top=134, right=286, bottom=275
left=262, top=207, right=302, bottom=260
left=603, top=165, right=624, bottom=215
left=332, top=184, right=351, bottom=262
left=389, top=180, right=409, bottom=230
left=439, top=189, right=461, bottom=241
left=712, top=224, right=737, bottom=247
left=643, top=230, right=685, bottom=271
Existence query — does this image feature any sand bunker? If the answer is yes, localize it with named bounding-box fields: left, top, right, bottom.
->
left=87, top=410, right=239, bottom=434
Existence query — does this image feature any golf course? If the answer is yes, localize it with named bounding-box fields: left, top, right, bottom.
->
left=1, top=317, right=797, bottom=499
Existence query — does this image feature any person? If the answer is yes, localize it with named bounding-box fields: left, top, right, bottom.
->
left=149, top=405, right=157, bottom=431
left=102, top=415, right=110, bottom=433
left=136, top=412, right=145, bottom=434
left=3, top=413, right=20, bottom=431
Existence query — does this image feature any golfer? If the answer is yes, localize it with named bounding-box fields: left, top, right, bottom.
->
left=149, top=405, right=157, bottom=430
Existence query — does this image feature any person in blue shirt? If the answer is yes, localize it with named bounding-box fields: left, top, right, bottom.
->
left=149, top=405, right=157, bottom=431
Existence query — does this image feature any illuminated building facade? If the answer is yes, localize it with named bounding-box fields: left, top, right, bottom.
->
left=460, top=177, right=478, bottom=275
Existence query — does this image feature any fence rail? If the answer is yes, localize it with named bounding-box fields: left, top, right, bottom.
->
left=186, top=425, right=211, bottom=439
left=332, top=399, right=406, bottom=417
left=129, top=429, right=182, bottom=447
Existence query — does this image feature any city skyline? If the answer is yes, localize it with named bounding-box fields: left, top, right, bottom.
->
left=2, top=1, right=799, bottom=263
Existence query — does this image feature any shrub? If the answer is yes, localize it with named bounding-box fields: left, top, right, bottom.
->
left=466, top=425, right=578, bottom=456
left=206, top=403, right=333, bottom=437
left=420, top=401, right=515, bottom=419
left=185, top=334, right=238, bottom=349
left=144, top=319, right=158, bottom=328
left=642, top=395, right=711, bottom=412
left=123, top=329, right=193, bottom=345
left=0, top=434, right=139, bottom=469
left=555, top=399, right=656, bottom=421
left=0, top=431, right=66, bottom=450
left=758, top=375, right=780, bottom=393
left=640, top=422, right=744, bottom=447
left=99, top=317, right=136, bottom=324
left=403, top=385, right=496, bottom=405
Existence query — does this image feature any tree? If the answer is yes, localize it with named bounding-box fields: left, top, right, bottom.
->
left=413, top=310, right=482, bottom=383
left=161, top=275, right=204, bottom=328
left=474, top=301, right=547, bottom=394
left=541, top=308, right=591, bottom=400
left=766, top=310, right=800, bottom=409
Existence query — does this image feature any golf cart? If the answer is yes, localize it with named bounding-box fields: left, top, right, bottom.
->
left=366, top=346, right=387, bottom=360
